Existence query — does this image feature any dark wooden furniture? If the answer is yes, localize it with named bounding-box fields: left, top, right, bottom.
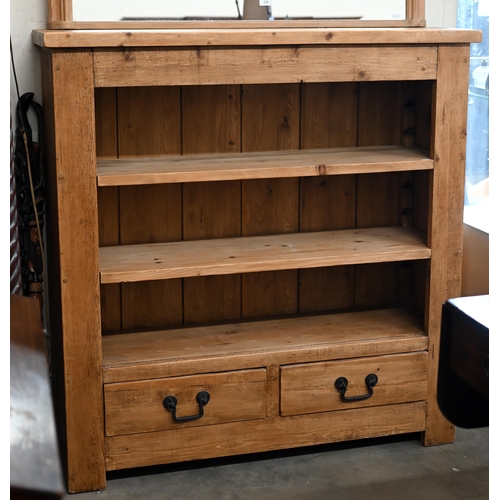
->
left=438, top=295, right=489, bottom=428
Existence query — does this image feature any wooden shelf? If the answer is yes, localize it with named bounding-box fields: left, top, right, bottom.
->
left=33, top=28, right=483, bottom=50
left=99, top=226, right=430, bottom=284
left=102, top=307, right=428, bottom=383
left=96, top=146, right=433, bottom=186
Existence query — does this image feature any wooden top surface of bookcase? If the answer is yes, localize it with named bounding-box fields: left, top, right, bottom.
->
left=102, top=307, right=428, bottom=383
left=33, top=27, right=482, bottom=49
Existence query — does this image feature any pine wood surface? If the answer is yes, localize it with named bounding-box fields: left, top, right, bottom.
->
left=240, top=84, right=300, bottom=318
left=41, top=49, right=106, bottom=493
left=118, top=87, right=183, bottom=331
left=102, top=307, right=427, bottom=383
left=105, top=369, right=267, bottom=436
left=38, top=29, right=478, bottom=491
left=280, top=352, right=427, bottom=415
left=95, top=88, right=121, bottom=332
left=33, top=28, right=481, bottom=49
left=182, top=85, right=242, bottom=325
left=97, top=146, right=433, bottom=186
left=298, top=82, right=358, bottom=312
left=99, top=226, right=431, bottom=284
left=105, top=401, right=426, bottom=471
left=91, top=46, right=439, bottom=88
left=422, top=44, right=471, bottom=446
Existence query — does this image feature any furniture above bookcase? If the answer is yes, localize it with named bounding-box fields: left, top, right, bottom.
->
left=33, top=26, right=481, bottom=493
left=47, top=0, right=426, bottom=29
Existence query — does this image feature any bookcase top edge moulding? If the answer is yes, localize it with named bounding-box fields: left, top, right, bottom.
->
left=36, top=0, right=482, bottom=494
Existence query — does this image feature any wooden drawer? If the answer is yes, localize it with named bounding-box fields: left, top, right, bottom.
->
left=105, top=369, right=267, bottom=436
left=280, top=352, right=427, bottom=416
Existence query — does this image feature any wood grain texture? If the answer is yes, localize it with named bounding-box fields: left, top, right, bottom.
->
left=43, top=49, right=105, bottom=493
left=104, top=369, right=266, bottom=436
left=413, top=81, right=433, bottom=234
left=99, top=227, right=431, bottom=284
left=94, top=88, right=117, bottom=159
left=300, top=82, right=358, bottom=150
left=93, top=46, right=438, bottom=88
left=117, top=87, right=183, bottom=330
left=356, top=81, right=406, bottom=310
left=98, top=187, right=121, bottom=333
left=102, top=307, right=427, bottom=383
left=105, top=402, right=426, bottom=470
left=241, top=84, right=300, bottom=318
left=181, top=85, right=241, bottom=155
left=299, top=82, right=358, bottom=313
left=39, top=35, right=477, bottom=490
left=96, top=146, right=433, bottom=186
left=423, top=44, right=471, bottom=446
left=182, top=85, right=242, bottom=324
left=48, top=0, right=72, bottom=23
left=33, top=28, right=482, bottom=50
left=95, top=88, right=121, bottom=332
left=280, top=352, right=428, bottom=415
left=354, top=263, right=400, bottom=309
left=117, top=86, right=181, bottom=158
left=356, top=173, right=401, bottom=228
left=266, top=365, right=280, bottom=418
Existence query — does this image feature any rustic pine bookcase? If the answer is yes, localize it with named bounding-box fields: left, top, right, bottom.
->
left=33, top=27, right=481, bottom=493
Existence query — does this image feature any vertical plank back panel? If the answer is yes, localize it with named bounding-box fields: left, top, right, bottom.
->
left=356, top=81, right=404, bottom=309
left=413, top=80, right=433, bottom=234
left=398, top=82, right=420, bottom=310
left=241, top=84, right=300, bottom=318
left=411, top=81, right=433, bottom=314
left=355, top=263, right=400, bottom=307
left=182, top=85, right=242, bottom=324
left=117, top=87, right=183, bottom=330
left=299, top=82, right=358, bottom=313
left=356, top=172, right=401, bottom=228
left=98, top=189, right=121, bottom=332
left=95, top=88, right=121, bottom=332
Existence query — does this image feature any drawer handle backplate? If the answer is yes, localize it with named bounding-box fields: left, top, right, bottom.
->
left=334, top=374, right=378, bottom=402
left=163, top=391, right=211, bottom=422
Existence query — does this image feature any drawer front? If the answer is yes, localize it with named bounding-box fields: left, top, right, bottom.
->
left=280, top=352, right=427, bottom=416
left=105, top=369, right=267, bottom=436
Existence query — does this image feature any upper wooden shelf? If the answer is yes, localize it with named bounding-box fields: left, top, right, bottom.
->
left=99, top=226, right=430, bottom=284
left=32, top=28, right=482, bottom=49
left=97, top=146, right=433, bottom=187
left=102, top=307, right=428, bottom=383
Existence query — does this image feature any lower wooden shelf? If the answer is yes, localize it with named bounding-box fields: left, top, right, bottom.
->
left=102, top=307, right=427, bottom=383
left=102, top=307, right=428, bottom=471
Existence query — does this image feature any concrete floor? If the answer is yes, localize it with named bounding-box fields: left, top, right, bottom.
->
left=67, top=427, right=489, bottom=499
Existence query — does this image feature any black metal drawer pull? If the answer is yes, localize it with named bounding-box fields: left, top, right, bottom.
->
left=335, top=374, right=378, bottom=402
left=163, top=391, right=211, bottom=422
